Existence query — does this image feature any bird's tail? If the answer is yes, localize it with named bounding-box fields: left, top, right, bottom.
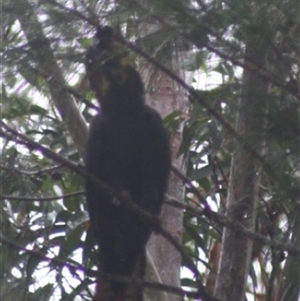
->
left=93, top=254, right=145, bottom=301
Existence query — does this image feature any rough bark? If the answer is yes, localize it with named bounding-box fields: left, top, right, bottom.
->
left=145, top=70, right=187, bottom=301
left=214, top=35, right=269, bottom=300
left=15, top=0, right=88, bottom=157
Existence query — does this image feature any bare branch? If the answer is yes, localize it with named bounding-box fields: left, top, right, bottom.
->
left=165, top=197, right=300, bottom=256
left=0, top=233, right=219, bottom=301
left=0, top=191, right=84, bottom=202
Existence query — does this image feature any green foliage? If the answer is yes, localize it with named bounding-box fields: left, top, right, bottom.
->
left=1, top=0, right=299, bottom=300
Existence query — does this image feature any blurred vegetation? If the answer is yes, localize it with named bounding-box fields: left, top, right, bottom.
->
left=1, top=0, right=299, bottom=300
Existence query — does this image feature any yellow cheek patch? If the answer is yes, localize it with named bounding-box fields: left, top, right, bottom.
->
left=99, top=76, right=111, bottom=96
left=97, top=42, right=136, bottom=95
left=110, top=41, right=136, bottom=69
left=120, top=55, right=135, bottom=69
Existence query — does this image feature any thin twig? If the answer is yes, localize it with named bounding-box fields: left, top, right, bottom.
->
left=0, top=122, right=203, bottom=284
left=164, top=197, right=300, bottom=256
left=0, top=233, right=219, bottom=301
left=0, top=191, right=84, bottom=202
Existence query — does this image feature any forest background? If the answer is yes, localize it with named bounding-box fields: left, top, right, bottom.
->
left=1, top=0, right=299, bottom=301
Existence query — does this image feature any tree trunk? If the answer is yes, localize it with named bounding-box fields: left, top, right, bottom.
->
left=145, top=69, right=187, bottom=301
left=214, top=35, right=269, bottom=301
left=15, top=0, right=88, bottom=157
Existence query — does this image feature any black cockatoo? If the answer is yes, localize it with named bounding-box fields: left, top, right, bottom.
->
left=84, top=26, right=170, bottom=301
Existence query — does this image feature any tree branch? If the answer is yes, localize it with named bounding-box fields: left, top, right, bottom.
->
left=0, top=191, right=84, bottom=202
left=0, top=233, right=219, bottom=301
left=14, top=0, right=88, bottom=157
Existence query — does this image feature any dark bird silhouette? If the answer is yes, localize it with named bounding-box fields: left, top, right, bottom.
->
left=84, top=26, right=170, bottom=301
